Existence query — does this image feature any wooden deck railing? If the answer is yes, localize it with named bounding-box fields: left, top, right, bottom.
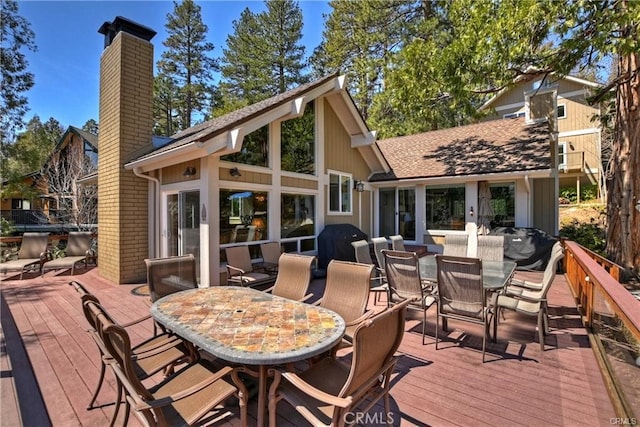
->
left=563, top=240, right=640, bottom=420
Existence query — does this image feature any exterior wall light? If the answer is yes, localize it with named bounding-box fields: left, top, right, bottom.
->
left=354, top=180, right=365, bottom=192
left=469, top=206, right=474, bottom=216
left=183, top=166, right=196, bottom=177
left=230, top=167, right=241, bottom=177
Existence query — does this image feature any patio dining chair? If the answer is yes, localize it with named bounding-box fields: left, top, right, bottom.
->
left=264, top=253, right=315, bottom=301
left=144, top=254, right=198, bottom=303
left=351, top=239, right=387, bottom=305
left=317, top=260, right=374, bottom=350
left=443, top=234, right=468, bottom=257
left=0, top=232, right=50, bottom=279
left=371, top=237, right=389, bottom=271
left=383, top=250, right=436, bottom=344
left=390, top=235, right=406, bottom=251
left=42, top=231, right=94, bottom=276
left=225, top=245, right=274, bottom=287
left=493, top=246, right=565, bottom=351
left=259, top=241, right=282, bottom=273
left=435, top=255, right=490, bottom=362
left=93, top=300, right=247, bottom=427
left=72, top=284, right=194, bottom=424
left=507, top=241, right=563, bottom=291
left=476, top=235, right=504, bottom=261
left=268, top=298, right=411, bottom=427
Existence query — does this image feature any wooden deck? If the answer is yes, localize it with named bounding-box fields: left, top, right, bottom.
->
left=1, top=266, right=615, bottom=426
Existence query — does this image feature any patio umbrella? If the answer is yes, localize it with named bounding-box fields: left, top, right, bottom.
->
left=477, top=181, right=494, bottom=235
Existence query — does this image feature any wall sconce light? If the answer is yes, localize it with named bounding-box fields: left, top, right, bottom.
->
left=469, top=206, right=474, bottom=216
left=230, top=167, right=241, bottom=177
left=354, top=180, right=365, bottom=192
left=183, top=166, right=196, bottom=177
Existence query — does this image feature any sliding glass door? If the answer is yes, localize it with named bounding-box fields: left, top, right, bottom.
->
left=164, top=190, right=200, bottom=279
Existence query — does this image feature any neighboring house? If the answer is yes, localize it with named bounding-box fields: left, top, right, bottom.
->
left=479, top=71, right=603, bottom=203
left=0, top=126, right=98, bottom=233
left=94, top=17, right=387, bottom=285
left=370, top=118, right=557, bottom=247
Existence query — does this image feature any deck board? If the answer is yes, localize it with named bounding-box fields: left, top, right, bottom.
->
left=1, top=266, right=616, bottom=426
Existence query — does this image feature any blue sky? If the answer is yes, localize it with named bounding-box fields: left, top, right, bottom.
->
left=18, top=1, right=330, bottom=129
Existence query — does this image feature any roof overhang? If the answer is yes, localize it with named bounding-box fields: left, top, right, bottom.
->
left=370, top=168, right=553, bottom=187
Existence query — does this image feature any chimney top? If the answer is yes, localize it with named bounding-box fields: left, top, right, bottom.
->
left=98, top=16, right=156, bottom=49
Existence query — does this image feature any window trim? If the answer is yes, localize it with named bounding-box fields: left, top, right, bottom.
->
left=327, top=170, right=353, bottom=215
left=503, top=111, right=525, bottom=119
left=558, top=141, right=568, bottom=171
left=557, top=103, right=567, bottom=119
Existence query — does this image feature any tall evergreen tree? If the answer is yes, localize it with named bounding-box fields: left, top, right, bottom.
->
left=0, top=0, right=37, bottom=145
left=219, top=0, right=308, bottom=109
left=157, top=0, right=216, bottom=131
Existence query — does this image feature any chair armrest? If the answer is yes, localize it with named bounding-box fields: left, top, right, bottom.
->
left=119, top=314, right=153, bottom=328
left=299, top=293, right=314, bottom=303
left=226, top=265, right=246, bottom=276
left=345, top=310, right=374, bottom=327
left=145, top=365, right=234, bottom=409
left=278, top=370, right=354, bottom=408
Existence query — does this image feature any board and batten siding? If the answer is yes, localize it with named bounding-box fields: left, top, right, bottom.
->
left=533, top=177, right=557, bottom=235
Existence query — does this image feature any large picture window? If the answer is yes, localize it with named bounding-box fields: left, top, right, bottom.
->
left=219, top=189, right=269, bottom=244
left=221, top=125, right=269, bottom=167
left=281, top=101, right=315, bottom=174
left=425, top=185, right=465, bottom=230
left=329, top=172, right=352, bottom=214
left=281, top=193, right=316, bottom=253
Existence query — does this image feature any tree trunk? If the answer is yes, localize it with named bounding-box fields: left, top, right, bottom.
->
left=606, top=50, right=640, bottom=275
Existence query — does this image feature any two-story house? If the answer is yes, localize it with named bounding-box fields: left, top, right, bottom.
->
left=480, top=71, right=603, bottom=203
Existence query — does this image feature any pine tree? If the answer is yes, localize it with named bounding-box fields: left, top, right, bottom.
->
left=0, top=0, right=37, bottom=144
left=157, top=0, right=216, bottom=131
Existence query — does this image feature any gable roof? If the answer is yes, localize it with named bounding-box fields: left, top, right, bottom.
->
left=370, top=118, right=551, bottom=182
left=480, top=69, right=602, bottom=112
left=125, top=74, right=387, bottom=173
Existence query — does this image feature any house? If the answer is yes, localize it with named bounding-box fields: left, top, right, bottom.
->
left=370, top=118, right=557, bottom=247
left=479, top=71, right=603, bottom=203
left=94, top=17, right=387, bottom=285
left=0, top=126, right=98, bottom=232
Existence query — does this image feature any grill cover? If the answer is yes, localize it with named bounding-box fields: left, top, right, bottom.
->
left=317, top=224, right=368, bottom=270
left=491, top=227, right=557, bottom=270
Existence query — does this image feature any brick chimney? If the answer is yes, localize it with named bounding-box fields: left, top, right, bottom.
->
left=97, top=17, right=156, bottom=283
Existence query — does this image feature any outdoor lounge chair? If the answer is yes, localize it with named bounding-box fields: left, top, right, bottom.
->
left=0, top=232, right=50, bottom=279
left=225, top=245, right=275, bottom=287
left=268, top=298, right=411, bottom=427
left=383, top=250, right=436, bottom=344
left=264, top=253, right=315, bottom=301
left=41, top=231, right=94, bottom=276
left=351, top=239, right=387, bottom=305
left=435, top=255, right=490, bottom=361
left=71, top=282, right=194, bottom=424
left=93, top=300, right=247, bottom=427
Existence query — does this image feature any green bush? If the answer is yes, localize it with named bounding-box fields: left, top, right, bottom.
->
left=560, top=219, right=606, bottom=256
left=559, top=185, right=598, bottom=204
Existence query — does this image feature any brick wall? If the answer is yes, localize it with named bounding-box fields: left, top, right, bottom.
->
left=97, top=31, right=153, bottom=283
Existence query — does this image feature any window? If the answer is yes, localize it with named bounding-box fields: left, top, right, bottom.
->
left=281, top=101, right=315, bottom=174
left=219, top=189, right=269, bottom=245
left=221, top=125, right=269, bottom=167
left=557, top=103, right=567, bottom=119
left=558, top=142, right=568, bottom=171
left=503, top=111, right=525, bottom=119
left=425, top=185, right=465, bottom=230
left=489, top=183, right=515, bottom=228
left=282, top=193, right=316, bottom=252
left=84, top=142, right=98, bottom=166
left=329, top=172, right=352, bottom=214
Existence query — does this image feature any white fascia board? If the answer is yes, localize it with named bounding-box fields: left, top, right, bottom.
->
left=369, top=169, right=553, bottom=188
left=124, top=142, right=206, bottom=172
left=351, top=131, right=376, bottom=147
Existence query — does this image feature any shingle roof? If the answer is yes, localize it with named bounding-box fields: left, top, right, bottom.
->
left=133, top=73, right=339, bottom=161
left=371, top=118, right=551, bottom=182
